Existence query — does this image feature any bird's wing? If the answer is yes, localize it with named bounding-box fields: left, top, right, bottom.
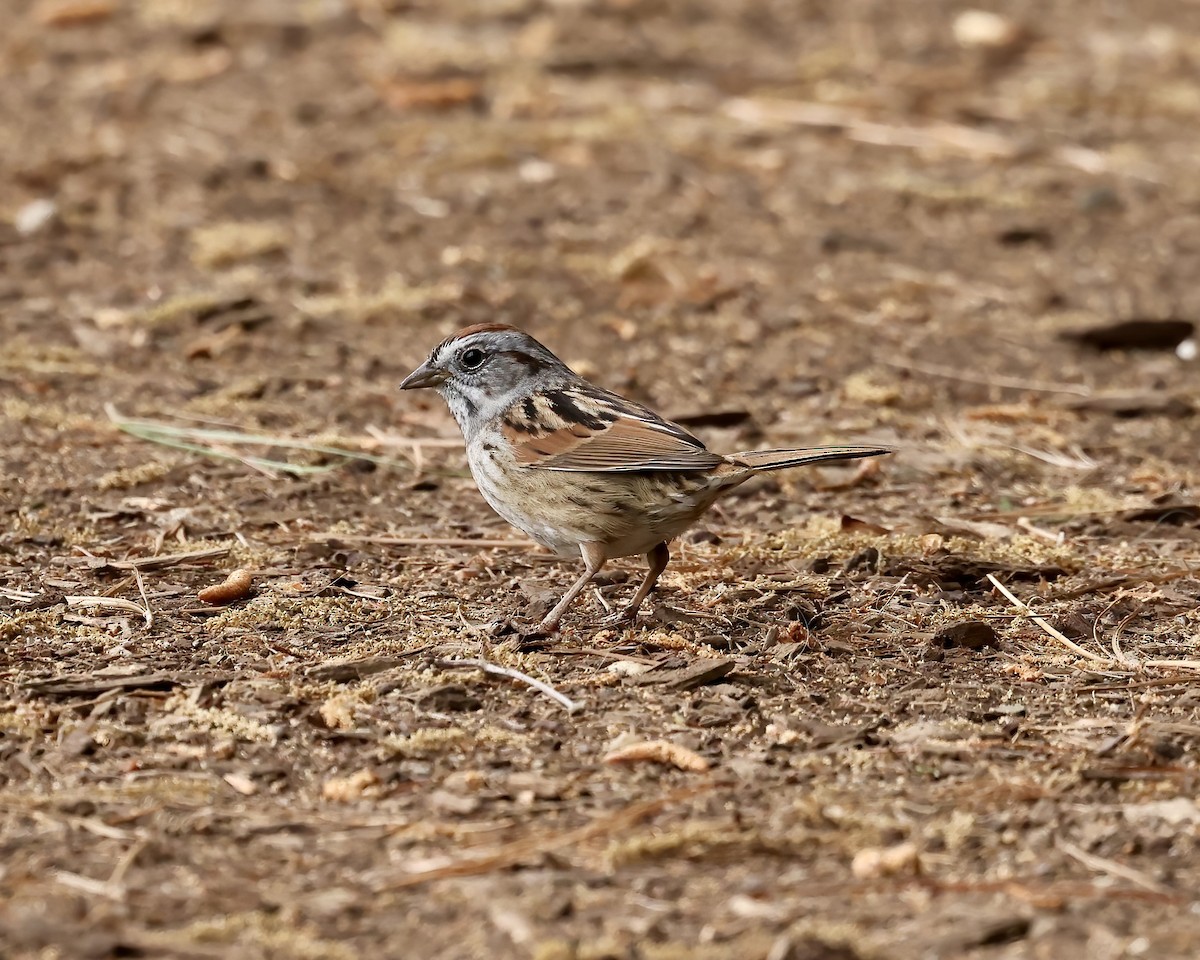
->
left=500, top=386, right=724, bottom=472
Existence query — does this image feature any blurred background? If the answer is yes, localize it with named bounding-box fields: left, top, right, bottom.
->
left=5, top=1, right=1198, bottom=474
left=6, top=0, right=1200, bottom=524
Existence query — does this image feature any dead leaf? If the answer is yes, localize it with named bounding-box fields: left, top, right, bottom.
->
left=322, top=768, right=380, bottom=802
left=1065, top=393, right=1193, bottom=418
left=377, top=75, right=484, bottom=111
left=34, top=0, right=114, bottom=27
left=887, top=554, right=1066, bottom=588
left=817, top=457, right=884, bottom=491
left=1064, top=318, right=1194, bottom=351
left=840, top=514, right=892, bottom=536
left=933, top=620, right=999, bottom=650
left=631, top=659, right=735, bottom=691
left=920, top=516, right=1014, bottom=540
left=1121, top=501, right=1200, bottom=525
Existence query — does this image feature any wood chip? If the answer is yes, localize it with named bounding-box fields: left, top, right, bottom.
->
left=933, top=620, right=999, bottom=650
left=197, top=568, right=254, bottom=605
left=631, top=658, right=735, bottom=691
left=307, top=654, right=420, bottom=682
left=322, top=768, right=380, bottom=802
left=34, top=0, right=114, bottom=26
left=377, top=76, right=484, bottom=111
left=23, top=671, right=229, bottom=697
left=222, top=772, right=258, bottom=796
left=851, top=841, right=921, bottom=879
left=603, top=739, right=710, bottom=772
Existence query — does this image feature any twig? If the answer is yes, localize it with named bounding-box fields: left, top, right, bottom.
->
left=22, top=672, right=215, bottom=696
left=1014, top=517, right=1065, bottom=545
left=64, top=595, right=153, bottom=624
left=591, top=585, right=612, bottom=616
left=1108, top=602, right=1141, bottom=668
left=311, top=534, right=536, bottom=549
left=51, top=869, right=126, bottom=901
left=1009, top=444, right=1097, bottom=471
left=987, top=574, right=1200, bottom=673
left=106, top=404, right=419, bottom=475
left=434, top=657, right=582, bottom=714
left=988, top=574, right=1118, bottom=664
left=108, top=839, right=149, bottom=887
left=720, top=96, right=1163, bottom=181
left=307, top=651, right=429, bottom=682
left=361, top=426, right=463, bottom=448
left=1056, top=838, right=1170, bottom=895
left=721, top=97, right=1021, bottom=159
left=131, top=565, right=153, bottom=629
left=378, top=784, right=710, bottom=889
left=882, top=358, right=1091, bottom=396
left=71, top=546, right=231, bottom=570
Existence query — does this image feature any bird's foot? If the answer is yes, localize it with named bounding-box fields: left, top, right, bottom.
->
left=600, top=604, right=642, bottom=628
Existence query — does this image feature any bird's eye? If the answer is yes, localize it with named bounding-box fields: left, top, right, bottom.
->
left=460, top=347, right=486, bottom=369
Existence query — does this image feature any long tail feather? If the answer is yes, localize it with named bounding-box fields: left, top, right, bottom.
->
left=728, top=444, right=893, bottom=472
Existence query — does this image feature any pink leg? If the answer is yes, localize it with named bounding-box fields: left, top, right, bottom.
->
left=609, top=541, right=670, bottom=624
left=539, top=541, right=607, bottom=631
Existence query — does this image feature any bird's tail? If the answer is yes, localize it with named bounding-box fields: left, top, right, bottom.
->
left=728, top=444, right=892, bottom=472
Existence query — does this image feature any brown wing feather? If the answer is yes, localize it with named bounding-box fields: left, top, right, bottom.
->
left=501, top=386, right=724, bottom=473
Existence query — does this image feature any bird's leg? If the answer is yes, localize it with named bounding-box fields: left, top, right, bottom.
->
left=539, top=541, right=607, bottom=631
left=607, top=541, right=670, bottom=625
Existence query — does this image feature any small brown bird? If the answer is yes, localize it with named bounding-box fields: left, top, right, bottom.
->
left=401, top=324, right=891, bottom=630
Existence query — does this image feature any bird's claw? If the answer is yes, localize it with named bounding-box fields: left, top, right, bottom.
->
left=600, top=606, right=640, bottom=628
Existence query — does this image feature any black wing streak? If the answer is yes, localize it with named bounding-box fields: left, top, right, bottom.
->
left=545, top=390, right=618, bottom=432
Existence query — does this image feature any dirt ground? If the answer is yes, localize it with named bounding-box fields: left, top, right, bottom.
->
left=3, top=1, right=1200, bottom=957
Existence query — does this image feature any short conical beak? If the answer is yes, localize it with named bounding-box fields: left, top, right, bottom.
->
left=399, top=361, right=448, bottom=390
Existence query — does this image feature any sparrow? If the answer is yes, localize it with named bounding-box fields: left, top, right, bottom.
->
left=401, top=324, right=891, bottom=631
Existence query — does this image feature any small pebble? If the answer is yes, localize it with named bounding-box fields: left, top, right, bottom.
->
left=15, top=198, right=57, bottom=236
left=953, top=10, right=1024, bottom=49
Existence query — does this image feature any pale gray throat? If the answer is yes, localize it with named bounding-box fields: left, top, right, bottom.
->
left=439, top=380, right=518, bottom=442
